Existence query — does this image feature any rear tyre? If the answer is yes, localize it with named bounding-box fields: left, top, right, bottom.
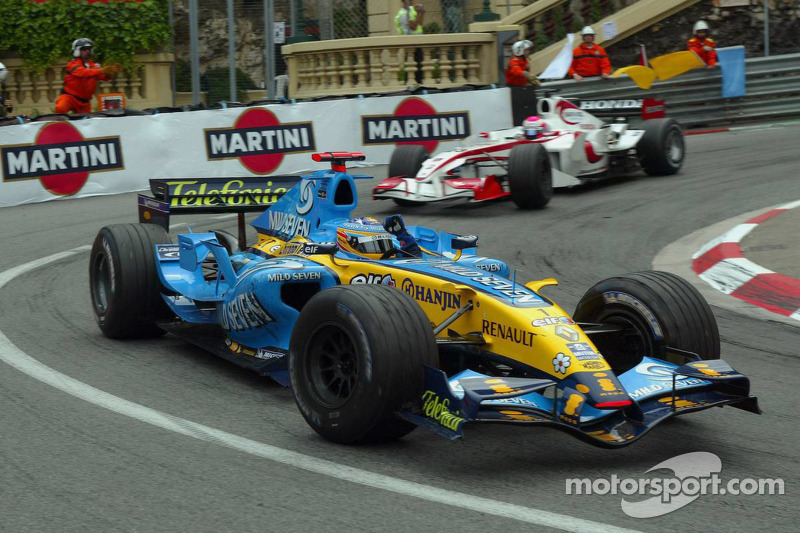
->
left=388, top=145, right=429, bottom=207
left=573, top=271, right=719, bottom=374
left=508, top=143, right=552, bottom=209
left=637, top=118, right=685, bottom=176
left=289, top=285, right=438, bottom=444
left=89, top=223, right=172, bottom=339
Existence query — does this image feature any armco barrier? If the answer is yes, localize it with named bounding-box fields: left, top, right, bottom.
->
left=0, top=87, right=512, bottom=208
left=540, top=53, right=800, bottom=129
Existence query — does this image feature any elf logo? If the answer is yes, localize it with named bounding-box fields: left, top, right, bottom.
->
left=1, top=121, right=123, bottom=196
left=205, top=108, right=316, bottom=174
left=361, top=97, right=470, bottom=153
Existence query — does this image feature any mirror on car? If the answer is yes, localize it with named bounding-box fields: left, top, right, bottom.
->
left=451, top=235, right=478, bottom=250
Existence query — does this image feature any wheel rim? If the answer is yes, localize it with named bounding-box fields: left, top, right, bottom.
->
left=306, top=324, right=359, bottom=409
left=593, top=307, right=658, bottom=373
left=666, top=129, right=684, bottom=165
left=91, top=252, right=111, bottom=313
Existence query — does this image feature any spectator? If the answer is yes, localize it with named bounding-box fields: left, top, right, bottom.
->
left=568, top=26, right=612, bottom=81
left=688, top=20, right=717, bottom=68
left=55, top=38, right=120, bottom=115
left=505, top=40, right=540, bottom=87
left=395, top=0, right=424, bottom=35
left=0, top=62, right=12, bottom=117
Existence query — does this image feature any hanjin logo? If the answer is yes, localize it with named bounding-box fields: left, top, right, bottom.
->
left=1, top=121, right=123, bottom=196
left=361, top=97, right=470, bottom=153
left=204, top=108, right=316, bottom=174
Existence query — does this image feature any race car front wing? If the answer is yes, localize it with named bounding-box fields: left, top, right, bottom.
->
left=399, top=357, right=760, bottom=448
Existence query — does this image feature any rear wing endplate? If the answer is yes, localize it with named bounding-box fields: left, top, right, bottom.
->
left=138, top=176, right=300, bottom=249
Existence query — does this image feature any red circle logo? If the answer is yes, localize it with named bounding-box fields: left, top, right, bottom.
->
left=35, top=121, right=90, bottom=196
left=395, top=97, right=440, bottom=153
left=235, top=108, right=284, bottom=174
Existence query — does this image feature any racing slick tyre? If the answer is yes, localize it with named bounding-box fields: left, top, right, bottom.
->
left=89, top=223, right=173, bottom=339
left=289, top=284, right=438, bottom=444
left=573, top=271, right=719, bottom=375
left=637, top=118, right=685, bottom=176
left=508, top=143, right=552, bottom=209
left=388, top=144, right=429, bottom=207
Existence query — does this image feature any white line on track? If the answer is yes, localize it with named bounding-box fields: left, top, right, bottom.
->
left=0, top=248, right=642, bottom=533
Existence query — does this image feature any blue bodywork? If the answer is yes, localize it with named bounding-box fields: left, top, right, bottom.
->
left=149, top=156, right=759, bottom=447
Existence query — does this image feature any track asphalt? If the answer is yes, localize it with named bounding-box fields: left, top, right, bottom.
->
left=0, top=123, right=798, bottom=533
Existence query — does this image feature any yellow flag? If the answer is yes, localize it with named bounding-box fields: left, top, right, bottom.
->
left=649, top=51, right=705, bottom=81
left=612, top=65, right=657, bottom=90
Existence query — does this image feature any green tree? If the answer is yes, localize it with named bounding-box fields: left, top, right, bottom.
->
left=0, top=0, right=172, bottom=72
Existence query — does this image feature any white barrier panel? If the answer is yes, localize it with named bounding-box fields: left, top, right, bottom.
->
left=0, top=88, right=512, bottom=208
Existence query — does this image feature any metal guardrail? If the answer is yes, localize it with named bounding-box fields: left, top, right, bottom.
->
left=540, top=53, right=800, bottom=128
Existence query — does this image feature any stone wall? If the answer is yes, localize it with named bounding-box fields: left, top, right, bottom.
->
left=607, top=0, right=800, bottom=67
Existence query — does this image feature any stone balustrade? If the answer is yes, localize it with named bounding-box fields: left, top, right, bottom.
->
left=281, top=34, right=498, bottom=99
left=0, top=53, right=175, bottom=115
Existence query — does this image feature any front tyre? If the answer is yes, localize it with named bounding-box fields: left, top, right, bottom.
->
left=289, top=285, right=438, bottom=444
left=508, top=143, right=552, bottom=209
left=637, top=118, right=685, bottom=176
left=89, top=223, right=172, bottom=339
left=388, top=144, right=430, bottom=208
left=573, top=271, right=719, bottom=374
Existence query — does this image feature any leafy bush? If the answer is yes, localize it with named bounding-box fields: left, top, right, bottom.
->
left=0, top=0, right=172, bottom=72
left=204, top=67, right=256, bottom=104
left=423, top=22, right=441, bottom=35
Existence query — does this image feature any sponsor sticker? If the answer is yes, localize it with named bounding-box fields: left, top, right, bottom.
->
left=2, top=121, right=124, bottom=196
left=361, top=97, right=470, bottom=153
left=567, top=342, right=600, bottom=361
left=205, top=108, right=316, bottom=174
left=219, top=293, right=273, bottom=331
left=401, top=278, right=461, bottom=311
left=532, top=316, right=575, bottom=327
left=482, top=320, right=535, bottom=347
left=350, top=273, right=396, bottom=286
left=156, top=244, right=180, bottom=260
left=421, top=390, right=465, bottom=431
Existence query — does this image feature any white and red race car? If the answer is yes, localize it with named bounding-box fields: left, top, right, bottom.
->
left=373, top=95, right=684, bottom=209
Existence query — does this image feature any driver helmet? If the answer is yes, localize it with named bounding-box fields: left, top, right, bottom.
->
left=511, top=40, right=533, bottom=57
left=72, top=38, right=94, bottom=58
left=0, top=62, right=7, bottom=84
left=336, top=217, right=398, bottom=260
left=522, top=116, right=548, bottom=139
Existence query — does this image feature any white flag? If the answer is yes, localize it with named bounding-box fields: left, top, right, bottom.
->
left=539, top=33, right=575, bottom=80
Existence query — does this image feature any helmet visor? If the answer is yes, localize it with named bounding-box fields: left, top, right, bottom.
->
left=525, top=127, right=542, bottom=138
left=348, top=233, right=394, bottom=255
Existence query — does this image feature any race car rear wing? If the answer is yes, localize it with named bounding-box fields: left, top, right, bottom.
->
left=138, top=176, right=300, bottom=249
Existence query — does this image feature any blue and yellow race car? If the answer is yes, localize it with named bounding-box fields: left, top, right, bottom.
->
left=89, top=152, right=759, bottom=447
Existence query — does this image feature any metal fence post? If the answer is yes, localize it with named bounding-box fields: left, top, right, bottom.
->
left=764, top=0, right=770, bottom=57
left=168, top=0, right=176, bottom=107
left=228, top=0, right=237, bottom=102
left=189, top=0, right=200, bottom=105
left=265, top=0, right=276, bottom=99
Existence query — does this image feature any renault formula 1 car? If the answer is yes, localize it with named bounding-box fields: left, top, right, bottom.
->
left=373, top=95, right=685, bottom=209
left=90, top=152, right=757, bottom=447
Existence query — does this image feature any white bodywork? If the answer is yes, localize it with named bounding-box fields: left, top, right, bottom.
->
left=375, top=97, right=647, bottom=203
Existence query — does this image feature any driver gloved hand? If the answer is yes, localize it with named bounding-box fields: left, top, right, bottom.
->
left=384, top=214, right=406, bottom=235
left=384, top=215, right=422, bottom=257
